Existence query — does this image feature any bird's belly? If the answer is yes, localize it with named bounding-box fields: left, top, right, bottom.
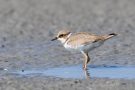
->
left=80, top=41, right=104, bottom=52
left=64, top=41, right=104, bottom=52
left=64, top=43, right=80, bottom=51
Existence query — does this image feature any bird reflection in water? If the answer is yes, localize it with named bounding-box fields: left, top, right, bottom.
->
left=83, top=69, right=90, bottom=79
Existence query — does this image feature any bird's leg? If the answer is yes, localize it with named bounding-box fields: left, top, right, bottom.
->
left=81, top=51, right=90, bottom=70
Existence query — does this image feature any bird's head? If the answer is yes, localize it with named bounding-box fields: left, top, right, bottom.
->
left=51, top=30, right=71, bottom=43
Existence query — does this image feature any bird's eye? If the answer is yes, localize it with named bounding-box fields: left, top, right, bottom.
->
left=59, top=34, right=64, bottom=38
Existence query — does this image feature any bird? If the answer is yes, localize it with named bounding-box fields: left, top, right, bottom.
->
left=51, top=29, right=117, bottom=70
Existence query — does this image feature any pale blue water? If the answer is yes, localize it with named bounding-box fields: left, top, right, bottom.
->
left=11, top=65, right=135, bottom=79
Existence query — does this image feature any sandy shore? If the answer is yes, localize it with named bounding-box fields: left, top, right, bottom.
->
left=0, top=0, right=135, bottom=90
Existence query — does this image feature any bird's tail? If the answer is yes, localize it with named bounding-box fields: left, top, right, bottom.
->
left=102, top=33, right=117, bottom=40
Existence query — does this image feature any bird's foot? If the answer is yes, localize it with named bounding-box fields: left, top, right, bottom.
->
left=83, top=65, right=87, bottom=70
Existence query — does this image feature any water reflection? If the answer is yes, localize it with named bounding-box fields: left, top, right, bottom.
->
left=10, top=64, right=135, bottom=79
left=84, top=69, right=90, bottom=79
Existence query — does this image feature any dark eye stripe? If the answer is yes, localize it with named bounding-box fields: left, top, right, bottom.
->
left=59, top=34, right=64, bottom=38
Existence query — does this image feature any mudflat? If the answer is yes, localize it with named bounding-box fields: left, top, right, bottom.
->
left=0, top=0, right=135, bottom=90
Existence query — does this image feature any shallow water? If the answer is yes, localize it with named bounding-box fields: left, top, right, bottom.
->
left=8, top=65, right=135, bottom=79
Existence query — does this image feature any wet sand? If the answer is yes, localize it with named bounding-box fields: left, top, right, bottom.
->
left=0, top=0, right=135, bottom=90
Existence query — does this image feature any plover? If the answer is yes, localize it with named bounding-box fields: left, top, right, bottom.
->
left=52, top=30, right=117, bottom=70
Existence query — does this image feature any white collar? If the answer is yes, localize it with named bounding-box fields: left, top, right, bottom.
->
left=64, top=33, right=72, bottom=44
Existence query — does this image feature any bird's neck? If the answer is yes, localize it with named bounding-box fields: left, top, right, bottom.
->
left=62, top=33, right=72, bottom=44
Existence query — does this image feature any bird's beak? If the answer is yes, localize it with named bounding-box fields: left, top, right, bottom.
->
left=51, top=37, right=58, bottom=41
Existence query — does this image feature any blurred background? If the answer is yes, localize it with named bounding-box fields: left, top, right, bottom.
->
left=0, top=0, right=135, bottom=68
left=0, top=0, right=135, bottom=90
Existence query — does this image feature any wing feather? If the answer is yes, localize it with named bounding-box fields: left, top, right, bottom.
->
left=67, top=32, right=104, bottom=46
